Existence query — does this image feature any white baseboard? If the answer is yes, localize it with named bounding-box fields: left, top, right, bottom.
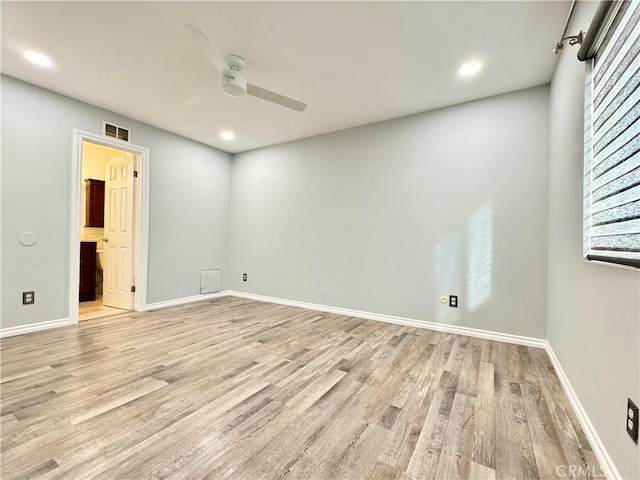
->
left=227, top=290, right=547, bottom=349
left=0, top=317, right=71, bottom=338
left=1, top=291, right=231, bottom=338
left=0, top=290, right=620, bottom=478
left=145, top=290, right=231, bottom=311
left=544, top=342, right=621, bottom=480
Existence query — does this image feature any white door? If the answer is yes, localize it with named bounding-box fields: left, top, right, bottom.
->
left=103, top=154, right=135, bottom=310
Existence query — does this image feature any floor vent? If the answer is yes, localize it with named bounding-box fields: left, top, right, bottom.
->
left=200, top=269, right=221, bottom=294
left=103, top=122, right=130, bottom=142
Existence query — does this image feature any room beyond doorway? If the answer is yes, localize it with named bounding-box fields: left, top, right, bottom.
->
left=78, top=142, right=135, bottom=321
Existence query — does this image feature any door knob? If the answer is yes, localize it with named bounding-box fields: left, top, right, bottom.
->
left=103, top=238, right=109, bottom=243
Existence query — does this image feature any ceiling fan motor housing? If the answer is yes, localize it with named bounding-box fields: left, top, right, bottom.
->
left=220, top=73, right=247, bottom=97
left=220, top=55, right=247, bottom=97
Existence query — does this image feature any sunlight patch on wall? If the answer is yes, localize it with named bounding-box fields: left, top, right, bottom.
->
left=467, top=199, right=493, bottom=312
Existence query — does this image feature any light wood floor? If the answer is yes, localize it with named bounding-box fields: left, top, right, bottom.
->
left=79, top=295, right=128, bottom=322
left=1, top=297, right=601, bottom=479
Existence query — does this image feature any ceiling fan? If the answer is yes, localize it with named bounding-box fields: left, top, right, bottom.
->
left=184, top=24, right=307, bottom=112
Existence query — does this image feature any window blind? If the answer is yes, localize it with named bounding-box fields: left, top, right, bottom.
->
left=585, top=0, right=640, bottom=268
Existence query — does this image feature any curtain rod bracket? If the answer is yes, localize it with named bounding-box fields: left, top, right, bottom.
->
left=553, top=31, right=585, bottom=55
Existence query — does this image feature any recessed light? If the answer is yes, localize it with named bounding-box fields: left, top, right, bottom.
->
left=24, top=50, right=53, bottom=67
left=458, top=61, right=482, bottom=77
left=220, top=131, right=235, bottom=141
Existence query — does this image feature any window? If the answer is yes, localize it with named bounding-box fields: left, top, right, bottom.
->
left=583, top=0, right=640, bottom=268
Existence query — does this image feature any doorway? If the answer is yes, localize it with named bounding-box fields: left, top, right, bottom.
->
left=79, top=143, right=133, bottom=320
left=69, top=130, right=149, bottom=324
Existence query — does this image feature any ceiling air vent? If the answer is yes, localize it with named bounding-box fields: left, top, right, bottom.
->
left=103, top=122, right=130, bottom=142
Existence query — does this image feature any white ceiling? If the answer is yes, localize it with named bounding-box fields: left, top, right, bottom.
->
left=1, top=1, right=570, bottom=153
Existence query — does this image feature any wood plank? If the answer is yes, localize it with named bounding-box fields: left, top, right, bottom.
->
left=470, top=461, right=497, bottom=480
left=473, top=361, right=495, bottom=469
left=434, top=392, right=476, bottom=479
left=0, top=366, right=53, bottom=384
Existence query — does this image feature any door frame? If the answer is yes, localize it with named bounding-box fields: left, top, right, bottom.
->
left=69, top=129, right=150, bottom=324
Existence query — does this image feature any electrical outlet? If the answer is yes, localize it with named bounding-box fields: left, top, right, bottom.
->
left=242, top=273, right=247, bottom=282
left=22, top=291, right=35, bottom=305
left=627, top=398, right=638, bottom=444
left=449, top=295, right=458, bottom=308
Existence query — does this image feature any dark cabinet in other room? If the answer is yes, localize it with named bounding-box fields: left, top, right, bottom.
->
left=85, top=179, right=105, bottom=228
left=80, top=241, right=97, bottom=302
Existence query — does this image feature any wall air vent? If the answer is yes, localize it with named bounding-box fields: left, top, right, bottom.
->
left=200, top=269, right=221, bottom=294
left=103, top=122, right=130, bottom=142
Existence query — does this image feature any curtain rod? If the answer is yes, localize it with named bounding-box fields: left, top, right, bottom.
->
left=553, top=0, right=583, bottom=55
left=577, top=1, right=622, bottom=61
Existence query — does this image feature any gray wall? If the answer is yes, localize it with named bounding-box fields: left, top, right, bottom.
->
left=230, top=86, right=550, bottom=338
left=1, top=75, right=232, bottom=329
left=546, top=3, right=640, bottom=479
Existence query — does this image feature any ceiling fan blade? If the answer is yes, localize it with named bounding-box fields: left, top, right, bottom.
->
left=247, top=84, right=307, bottom=112
left=184, top=24, right=233, bottom=77
left=184, top=86, right=213, bottom=105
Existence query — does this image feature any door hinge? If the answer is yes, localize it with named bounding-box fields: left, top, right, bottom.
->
left=134, top=170, right=139, bottom=178
left=131, top=285, right=136, bottom=293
